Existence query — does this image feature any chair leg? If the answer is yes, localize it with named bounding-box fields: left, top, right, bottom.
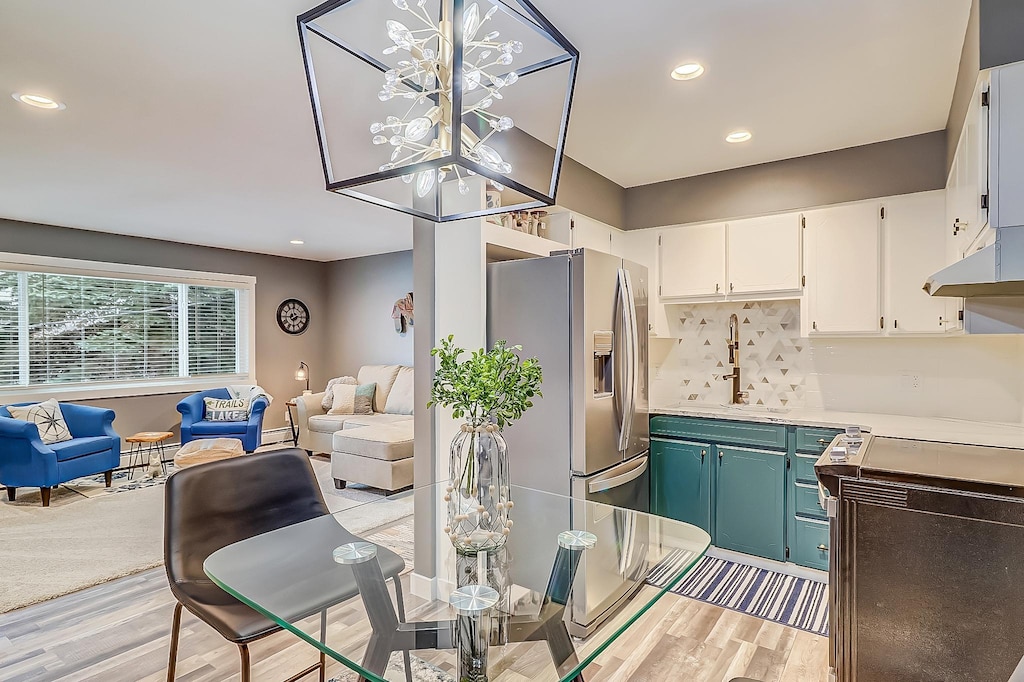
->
left=393, top=577, right=413, bottom=682
left=166, top=602, right=183, bottom=682
left=5, top=487, right=15, bottom=502
left=105, top=471, right=113, bottom=488
left=320, top=609, right=328, bottom=682
left=334, top=479, right=346, bottom=490
left=40, top=487, right=51, bottom=507
left=239, top=643, right=251, bottom=682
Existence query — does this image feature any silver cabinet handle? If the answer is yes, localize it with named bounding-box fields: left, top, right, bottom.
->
left=817, top=544, right=829, bottom=552
left=817, top=438, right=829, bottom=445
left=700, top=449, right=706, bottom=462
left=729, top=282, right=734, bottom=292
left=715, top=283, right=720, bottom=293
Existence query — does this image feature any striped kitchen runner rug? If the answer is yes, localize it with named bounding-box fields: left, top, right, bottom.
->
left=648, top=554, right=830, bottom=636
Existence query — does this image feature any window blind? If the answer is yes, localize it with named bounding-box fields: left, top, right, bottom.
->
left=0, top=271, right=19, bottom=387
left=0, top=267, right=249, bottom=391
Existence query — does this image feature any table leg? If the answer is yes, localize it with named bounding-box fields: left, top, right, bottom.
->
left=287, top=403, right=300, bottom=447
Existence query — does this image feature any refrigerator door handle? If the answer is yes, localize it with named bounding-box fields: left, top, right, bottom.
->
left=615, top=268, right=635, bottom=453
left=619, top=267, right=638, bottom=452
left=588, top=455, right=648, bottom=494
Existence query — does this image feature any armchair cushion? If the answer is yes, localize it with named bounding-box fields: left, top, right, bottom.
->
left=7, top=399, right=72, bottom=445
left=190, top=421, right=248, bottom=436
left=50, top=436, right=117, bottom=462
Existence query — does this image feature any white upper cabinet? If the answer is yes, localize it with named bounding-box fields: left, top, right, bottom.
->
left=618, top=228, right=671, bottom=337
left=803, top=201, right=881, bottom=335
left=659, top=223, right=727, bottom=298
left=570, top=214, right=613, bottom=254
left=946, top=75, right=991, bottom=262
left=726, top=214, right=802, bottom=295
left=883, top=192, right=948, bottom=334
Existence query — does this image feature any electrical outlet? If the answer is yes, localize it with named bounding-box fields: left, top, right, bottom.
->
left=899, top=371, right=922, bottom=392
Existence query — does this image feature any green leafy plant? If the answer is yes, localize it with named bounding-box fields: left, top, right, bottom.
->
left=428, top=335, right=543, bottom=429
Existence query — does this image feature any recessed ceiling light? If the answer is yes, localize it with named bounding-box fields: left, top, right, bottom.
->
left=725, top=130, right=752, bottom=144
left=671, top=63, right=705, bottom=81
left=290, top=239, right=305, bottom=245
left=12, top=93, right=65, bottom=110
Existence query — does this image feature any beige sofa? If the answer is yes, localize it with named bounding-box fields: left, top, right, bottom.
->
left=294, top=364, right=414, bottom=491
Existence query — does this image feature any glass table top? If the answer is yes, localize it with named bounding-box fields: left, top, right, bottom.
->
left=205, top=482, right=710, bottom=682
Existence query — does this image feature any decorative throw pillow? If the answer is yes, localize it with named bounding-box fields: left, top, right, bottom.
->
left=321, top=376, right=357, bottom=411
left=328, top=382, right=376, bottom=415
left=203, top=397, right=250, bottom=422
left=8, top=398, right=72, bottom=445
left=384, top=367, right=414, bottom=415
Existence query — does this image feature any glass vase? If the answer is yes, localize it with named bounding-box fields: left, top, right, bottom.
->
left=445, top=421, right=512, bottom=555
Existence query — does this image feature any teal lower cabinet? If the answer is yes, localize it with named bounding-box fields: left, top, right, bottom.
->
left=650, top=438, right=712, bottom=535
left=714, top=446, right=786, bottom=561
left=786, top=426, right=842, bottom=570
left=790, top=516, right=830, bottom=571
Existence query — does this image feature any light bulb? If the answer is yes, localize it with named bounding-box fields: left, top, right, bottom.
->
left=415, top=169, right=436, bottom=198
left=405, top=116, right=433, bottom=141
left=463, top=3, right=482, bottom=42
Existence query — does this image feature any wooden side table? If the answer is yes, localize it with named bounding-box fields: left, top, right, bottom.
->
left=126, top=431, right=174, bottom=480
left=285, top=400, right=300, bottom=448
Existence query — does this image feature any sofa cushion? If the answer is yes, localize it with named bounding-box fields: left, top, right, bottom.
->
left=8, top=398, right=72, bottom=445
left=190, top=420, right=247, bottom=436
left=328, top=382, right=376, bottom=416
left=357, top=365, right=402, bottom=412
left=383, top=367, right=414, bottom=415
left=308, top=414, right=357, bottom=434
left=49, top=436, right=115, bottom=462
left=341, top=414, right=414, bottom=430
left=332, top=423, right=414, bottom=461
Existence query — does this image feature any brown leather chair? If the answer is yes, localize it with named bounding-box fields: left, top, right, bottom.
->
left=163, top=448, right=407, bottom=682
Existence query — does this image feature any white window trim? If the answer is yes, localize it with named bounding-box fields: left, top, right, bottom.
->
left=0, top=252, right=257, bottom=402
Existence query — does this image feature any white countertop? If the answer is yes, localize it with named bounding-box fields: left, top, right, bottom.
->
left=651, top=403, right=1024, bottom=450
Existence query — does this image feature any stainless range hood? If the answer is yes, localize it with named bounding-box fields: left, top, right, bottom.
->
left=923, top=226, right=1024, bottom=297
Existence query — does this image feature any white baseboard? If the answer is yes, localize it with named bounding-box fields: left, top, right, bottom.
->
left=707, top=546, right=829, bottom=583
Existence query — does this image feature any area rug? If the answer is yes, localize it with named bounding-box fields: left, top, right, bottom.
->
left=331, top=653, right=454, bottom=682
left=655, top=555, right=830, bottom=636
left=0, top=454, right=404, bottom=614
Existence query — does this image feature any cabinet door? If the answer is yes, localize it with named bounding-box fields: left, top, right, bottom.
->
left=650, top=439, right=712, bottom=535
left=571, top=214, right=612, bottom=254
left=714, top=446, right=785, bottom=561
left=618, top=229, right=671, bottom=336
left=727, top=213, right=802, bottom=295
left=804, top=202, right=882, bottom=334
left=659, top=223, right=727, bottom=298
left=962, top=76, right=989, bottom=242
left=884, top=192, right=948, bottom=334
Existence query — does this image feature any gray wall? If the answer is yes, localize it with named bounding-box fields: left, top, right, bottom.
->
left=325, top=250, right=414, bottom=374
left=557, top=156, right=627, bottom=229
left=0, top=219, right=329, bottom=438
left=624, top=132, right=947, bottom=230
left=947, top=0, right=981, bottom=170
left=980, top=0, right=1024, bottom=70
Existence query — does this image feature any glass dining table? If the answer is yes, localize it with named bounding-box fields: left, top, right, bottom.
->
left=205, top=482, right=710, bottom=682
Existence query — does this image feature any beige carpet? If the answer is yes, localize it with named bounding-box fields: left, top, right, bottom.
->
left=0, top=455, right=408, bottom=614
left=0, top=484, right=165, bottom=613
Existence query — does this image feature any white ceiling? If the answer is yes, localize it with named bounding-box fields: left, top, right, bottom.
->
left=0, top=0, right=970, bottom=261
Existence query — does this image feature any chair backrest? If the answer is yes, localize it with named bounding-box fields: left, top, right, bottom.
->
left=163, top=448, right=329, bottom=585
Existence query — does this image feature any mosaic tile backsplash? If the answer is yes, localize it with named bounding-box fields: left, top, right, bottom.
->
left=651, top=300, right=810, bottom=408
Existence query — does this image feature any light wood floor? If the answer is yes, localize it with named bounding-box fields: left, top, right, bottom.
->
left=0, top=566, right=829, bottom=682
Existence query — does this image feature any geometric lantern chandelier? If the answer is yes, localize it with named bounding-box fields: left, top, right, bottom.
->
left=297, top=0, right=579, bottom=221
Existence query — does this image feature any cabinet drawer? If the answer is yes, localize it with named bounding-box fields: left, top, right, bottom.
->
left=793, top=482, right=827, bottom=520
left=793, top=453, right=820, bottom=484
left=650, top=416, right=787, bottom=450
left=794, top=427, right=843, bottom=454
left=791, top=517, right=830, bottom=571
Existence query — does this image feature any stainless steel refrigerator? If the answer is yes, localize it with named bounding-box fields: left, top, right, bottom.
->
left=487, top=248, right=651, bottom=636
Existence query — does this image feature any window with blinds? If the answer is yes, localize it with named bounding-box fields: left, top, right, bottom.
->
left=0, top=267, right=250, bottom=391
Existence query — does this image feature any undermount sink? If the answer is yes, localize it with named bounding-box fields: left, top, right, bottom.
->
left=718, top=403, right=791, bottom=415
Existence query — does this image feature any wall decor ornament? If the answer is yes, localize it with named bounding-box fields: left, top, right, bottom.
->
left=429, top=335, right=542, bottom=554
left=392, top=291, right=414, bottom=333
left=297, top=0, right=579, bottom=221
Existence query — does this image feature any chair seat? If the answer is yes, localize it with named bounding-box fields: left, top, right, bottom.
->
left=190, top=421, right=247, bottom=436
left=49, top=436, right=115, bottom=462
left=170, top=579, right=279, bottom=643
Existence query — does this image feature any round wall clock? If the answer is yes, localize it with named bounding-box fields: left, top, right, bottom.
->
left=277, top=299, right=310, bottom=335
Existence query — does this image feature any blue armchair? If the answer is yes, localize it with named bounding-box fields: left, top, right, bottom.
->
left=177, top=389, right=268, bottom=453
left=0, top=402, right=121, bottom=507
